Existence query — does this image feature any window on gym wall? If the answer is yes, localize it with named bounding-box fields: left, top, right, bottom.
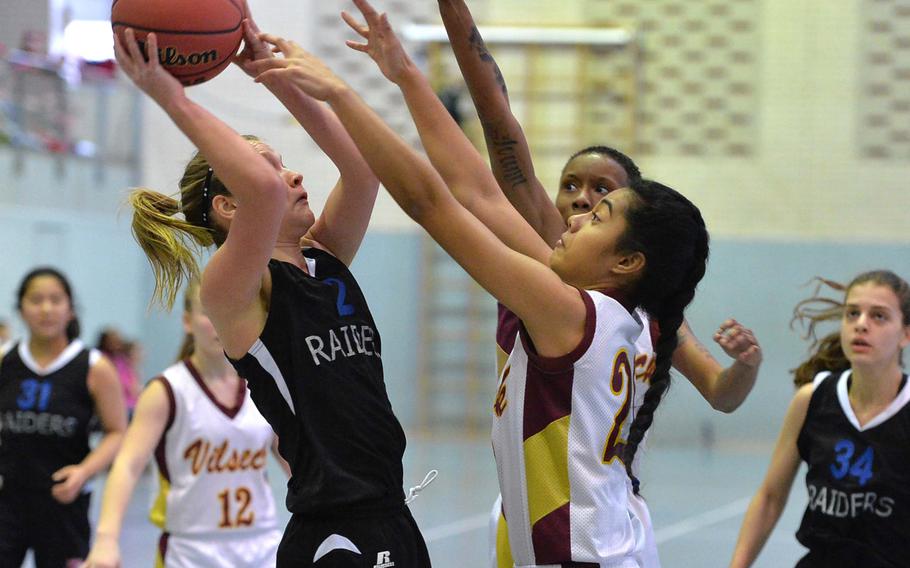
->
left=60, top=20, right=114, bottom=63
left=0, top=8, right=140, bottom=212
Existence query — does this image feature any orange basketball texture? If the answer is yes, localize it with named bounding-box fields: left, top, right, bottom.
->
left=111, top=0, right=243, bottom=86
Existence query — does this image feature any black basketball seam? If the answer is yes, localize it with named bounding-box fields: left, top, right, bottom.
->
left=111, top=22, right=242, bottom=36
left=111, top=0, right=241, bottom=21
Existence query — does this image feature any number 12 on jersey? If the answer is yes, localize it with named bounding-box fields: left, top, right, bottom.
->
left=217, top=487, right=255, bottom=528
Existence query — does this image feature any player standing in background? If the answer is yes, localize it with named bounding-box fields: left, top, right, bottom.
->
left=0, top=267, right=126, bottom=567
left=84, top=280, right=286, bottom=568
left=730, top=270, right=910, bottom=567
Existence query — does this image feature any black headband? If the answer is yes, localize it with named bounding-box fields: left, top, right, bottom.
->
left=201, top=167, right=214, bottom=225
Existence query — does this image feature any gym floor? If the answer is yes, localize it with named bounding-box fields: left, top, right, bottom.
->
left=23, top=438, right=808, bottom=567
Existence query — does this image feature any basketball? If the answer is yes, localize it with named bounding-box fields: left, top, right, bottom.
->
left=111, top=0, right=243, bottom=86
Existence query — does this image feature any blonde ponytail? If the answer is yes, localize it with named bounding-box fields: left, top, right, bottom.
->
left=130, top=135, right=262, bottom=310
left=129, top=188, right=214, bottom=310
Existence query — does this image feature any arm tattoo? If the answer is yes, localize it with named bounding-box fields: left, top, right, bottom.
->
left=468, top=26, right=508, bottom=98
left=676, top=326, right=689, bottom=346
left=678, top=326, right=714, bottom=359
left=484, top=122, right=528, bottom=188
left=693, top=340, right=714, bottom=360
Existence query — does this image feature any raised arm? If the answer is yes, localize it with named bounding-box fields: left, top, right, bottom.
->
left=115, top=30, right=285, bottom=354
left=234, top=13, right=379, bottom=265
left=84, top=380, right=171, bottom=568
left=437, top=0, right=564, bottom=245
left=340, top=0, right=549, bottom=262
left=250, top=45, right=586, bottom=357
left=672, top=318, right=762, bottom=412
left=729, top=384, right=811, bottom=568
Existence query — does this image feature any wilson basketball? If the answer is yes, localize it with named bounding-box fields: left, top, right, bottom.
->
left=111, top=0, right=243, bottom=86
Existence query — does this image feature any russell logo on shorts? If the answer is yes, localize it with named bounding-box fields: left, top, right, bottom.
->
left=373, top=551, right=395, bottom=568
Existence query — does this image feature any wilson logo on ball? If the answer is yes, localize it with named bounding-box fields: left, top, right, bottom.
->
left=111, top=0, right=243, bottom=86
left=140, top=43, right=220, bottom=67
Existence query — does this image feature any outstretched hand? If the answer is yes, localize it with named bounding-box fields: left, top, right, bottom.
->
left=714, top=319, right=762, bottom=368
left=112, top=29, right=184, bottom=105
left=246, top=35, right=346, bottom=101
left=342, top=0, right=413, bottom=84
left=232, top=0, right=273, bottom=78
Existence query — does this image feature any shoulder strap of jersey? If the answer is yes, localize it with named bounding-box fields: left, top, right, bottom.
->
left=152, top=375, right=177, bottom=437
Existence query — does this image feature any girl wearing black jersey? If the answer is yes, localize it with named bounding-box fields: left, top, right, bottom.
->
left=731, top=270, right=910, bottom=567
left=245, top=1, right=708, bottom=565
left=114, top=7, right=429, bottom=566
left=0, top=268, right=127, bottom=567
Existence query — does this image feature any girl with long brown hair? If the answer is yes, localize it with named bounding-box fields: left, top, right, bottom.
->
left=731, top=271, right=910, bottom=567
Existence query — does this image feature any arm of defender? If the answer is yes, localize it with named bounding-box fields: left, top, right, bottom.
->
left=251, top=42, right=587, bottom=354
left=328, top=88, right=586, bottom=355
left=729, top=384, right=811, bottom=567
left=437, top=0, right=564, bottom=245
left=341, top=0, right=551, bottom=263
left=672, top=319, right=762, bottom=413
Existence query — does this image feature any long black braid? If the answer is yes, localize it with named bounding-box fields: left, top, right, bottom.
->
left=617, top=179, right=710, bottom=492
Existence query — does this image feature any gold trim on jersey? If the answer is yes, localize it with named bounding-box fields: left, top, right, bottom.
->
left=496, top=512, right=514, bottom=568
left=523, top=414, right=571, bottom=526
left=150, top=472, right=170, bottom=529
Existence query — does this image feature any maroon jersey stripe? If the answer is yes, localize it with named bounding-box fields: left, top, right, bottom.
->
left=153, top=376, right=176, bottom=482
left=496, top=303, right=520, bottom=355
left=519, top=290, right=596, bottom=440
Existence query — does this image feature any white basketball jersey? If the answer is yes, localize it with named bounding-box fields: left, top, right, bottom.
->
left=151, top=361, right=279, bottom=537
left=491, top=290, right=646, bottom=567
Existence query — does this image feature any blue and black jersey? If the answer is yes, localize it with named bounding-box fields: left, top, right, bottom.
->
left=230, top=249, right=407, bottom=519
left=0, top=340, right=95, bottom=492
left=796, top=370, right=910, bottom=567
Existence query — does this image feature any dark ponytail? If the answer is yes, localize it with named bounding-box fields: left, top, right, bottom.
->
left=616, top=179, right=710, bottom=491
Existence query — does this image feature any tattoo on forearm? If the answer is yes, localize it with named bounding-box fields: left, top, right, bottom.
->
left=468, top=26, right=508, bottom=98
left=694, top=341, right=713, bottom=359
left=485, top=123, right=528, bottom=188
left=676, top=327, right=689, bottom=346
left=680, top=326, right=714, bottom=360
